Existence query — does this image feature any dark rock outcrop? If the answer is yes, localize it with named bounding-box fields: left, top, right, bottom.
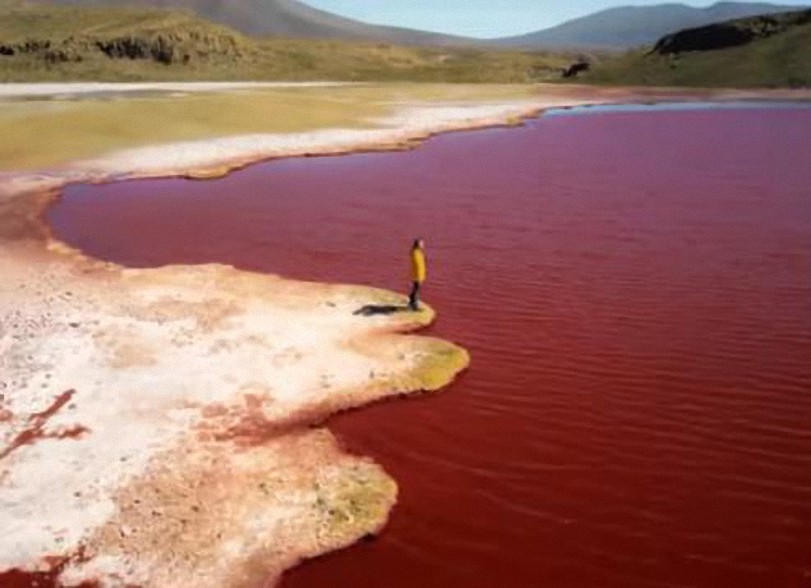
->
left=654, top=24, right=754, bottom=53
left=19, top=39, right=52, bottom=53
left=96, top=36, right=177, bottom=64
left=653, top=8, right=811, bottom=54
left=44, top=48, right=82, bottom=63
left=0, top=30, right=243, bottom=66
left=94, top=31, right=242, bottom=64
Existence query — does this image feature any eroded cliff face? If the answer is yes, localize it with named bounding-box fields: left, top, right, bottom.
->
left=0, top=212, right=468, bottom=586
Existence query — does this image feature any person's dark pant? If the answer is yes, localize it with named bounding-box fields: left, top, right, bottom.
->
left=408, top=281, right=422, bottom=310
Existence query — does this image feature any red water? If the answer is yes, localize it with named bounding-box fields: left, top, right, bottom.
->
left=48, top=104, right=811, bottom=587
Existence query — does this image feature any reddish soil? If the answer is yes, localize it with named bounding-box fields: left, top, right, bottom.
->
left=0, top=390, right=88, bottom=461
left=0, top=556, right=96, bottom=588
left=0, top=390, right=92, bottom=587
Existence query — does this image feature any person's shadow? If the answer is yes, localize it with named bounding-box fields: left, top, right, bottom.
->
left=353, top=304, right=412, bottom=317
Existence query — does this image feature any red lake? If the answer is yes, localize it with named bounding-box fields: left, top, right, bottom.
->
left=48, top=103, right=811, bottom=587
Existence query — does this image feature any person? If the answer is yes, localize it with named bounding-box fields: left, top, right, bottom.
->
left=409, top=238, right=426, bottom=311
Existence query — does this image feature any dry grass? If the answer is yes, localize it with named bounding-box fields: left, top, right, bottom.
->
left=0, top=83, right=537, bottom=171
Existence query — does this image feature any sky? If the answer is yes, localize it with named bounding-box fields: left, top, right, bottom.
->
left=302, top=0, right=809, bottom=38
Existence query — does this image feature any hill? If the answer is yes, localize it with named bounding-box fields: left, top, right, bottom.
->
left=494, top=2, right=803, bottom=49
left=23, top=0, right=473, bottom=46
left=585, top=8, right=811, bottom=87
left=0, top=2, right=572, bottom=82
left=21, top=1, right=808, bottom=52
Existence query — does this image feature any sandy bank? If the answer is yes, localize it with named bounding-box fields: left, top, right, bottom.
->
left=0, top=243, right=468, bottom=587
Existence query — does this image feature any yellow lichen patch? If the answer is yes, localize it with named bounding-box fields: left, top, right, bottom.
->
left=313, top=462, right=397, bottom=543
left=366, top=336, right=470, bottom=396
left=408, top=338, right=472, bottom=392
left=343, top=293, right=470, bottom=395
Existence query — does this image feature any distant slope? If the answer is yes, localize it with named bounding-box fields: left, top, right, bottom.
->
left=652, top=6, right=811, bottom=52
left=0, top=2, right=571, bottom=82
left=586, top=8, right=811, bottom=87
left=494, top=2, right=803, bottom=49
left=0, top=3, right=251, bottom=65
left=23, top=0, right=474, bottom=46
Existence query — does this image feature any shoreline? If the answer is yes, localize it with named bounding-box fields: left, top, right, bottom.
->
left=2, top=83, right=811, bottom=587
left=3, top=84, right=810, bottom=205
left=0, top=245, right=470, bottom=587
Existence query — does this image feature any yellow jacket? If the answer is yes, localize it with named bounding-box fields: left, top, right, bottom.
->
left=411, top=248, right=427, bottom=283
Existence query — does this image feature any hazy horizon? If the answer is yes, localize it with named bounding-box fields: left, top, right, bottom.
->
left=302, top=0, right=809, bottom=38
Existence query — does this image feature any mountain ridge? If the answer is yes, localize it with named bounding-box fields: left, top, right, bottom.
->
left=22, top=0, right=809, bottom=50
left=493, top=2, right=805, bottom=49
left=23, top=0, right=475, bottom=46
